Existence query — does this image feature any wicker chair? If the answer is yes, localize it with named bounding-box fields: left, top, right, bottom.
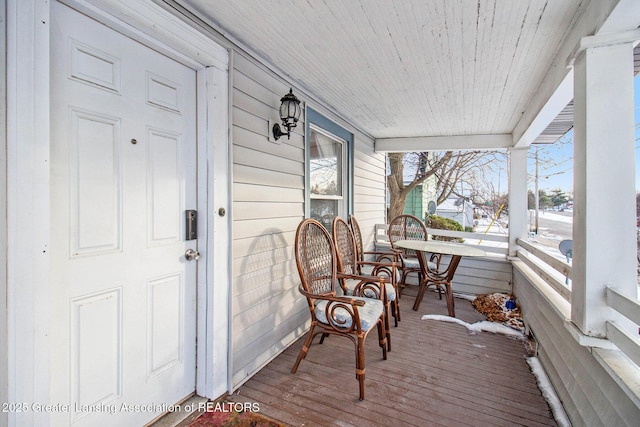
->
left=388, top=214, right=443, bottom=300
left=332, top=217, right=396, bottom=350
left=347, top=215, right=402, bottom=325
left=291, top=218, right=387, bottom=400
left=349, top=214, right=401, bottom=274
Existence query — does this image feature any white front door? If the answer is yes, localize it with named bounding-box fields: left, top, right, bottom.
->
left=50, top=2, right=197, bottom=425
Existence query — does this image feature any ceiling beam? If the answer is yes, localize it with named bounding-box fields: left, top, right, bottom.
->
left=374, top=134, right=512, bottom=153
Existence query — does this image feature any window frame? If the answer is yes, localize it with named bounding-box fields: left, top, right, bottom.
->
left=305, top=107, right=354, bottom=221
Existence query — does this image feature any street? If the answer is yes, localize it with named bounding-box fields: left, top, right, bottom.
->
left=525, top=209, right=640, bottom=294
left=531, top=210, right=573, bottom=258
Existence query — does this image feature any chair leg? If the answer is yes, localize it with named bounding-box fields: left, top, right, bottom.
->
left=291, top=324, right=316, bottom=374
left=392, top=282, right=401, bottom=324
left=384, top=303, right=392, bottom=351
left=398, top=269, right=410, bottom=297
left=319, top=333, right=329, bottom=344
left=390, top=299, right=398, bottom=328
left=356, top=335, right=366, bottom=401
left=377, top=319, right=387, bottom=360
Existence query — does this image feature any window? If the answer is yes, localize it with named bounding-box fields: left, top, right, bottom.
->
left=309, top=126, right=344, bottom=228
left=306, top=108, right=353, bottom=231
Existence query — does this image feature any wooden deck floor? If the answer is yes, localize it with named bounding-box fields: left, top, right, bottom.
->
left=227, top=287, right=558, bottom=427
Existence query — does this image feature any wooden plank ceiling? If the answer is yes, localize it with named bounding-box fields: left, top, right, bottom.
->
left=174, top=1, right=594, bottom=144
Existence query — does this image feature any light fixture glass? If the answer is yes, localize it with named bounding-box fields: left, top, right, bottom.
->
left=273, top=88, right=301, bottom=140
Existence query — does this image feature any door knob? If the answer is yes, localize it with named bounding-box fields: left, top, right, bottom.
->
left=185, top=249, right=200, bottom=261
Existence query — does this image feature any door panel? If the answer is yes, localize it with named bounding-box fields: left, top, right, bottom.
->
left=70, top=109, right=122, bottom=255
left=50, top=2, right=197, bottom=425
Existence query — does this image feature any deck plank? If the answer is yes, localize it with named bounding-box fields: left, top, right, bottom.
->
left=227, top=287, right=558, bottom=426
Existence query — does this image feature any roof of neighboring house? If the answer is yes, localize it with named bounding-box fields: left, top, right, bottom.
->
left=436, top=197, right=474, bottom=212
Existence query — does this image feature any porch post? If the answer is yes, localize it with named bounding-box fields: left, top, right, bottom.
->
left=571, top=37, right=637, bottom=337
left=508, top=147, right=528, bottom=257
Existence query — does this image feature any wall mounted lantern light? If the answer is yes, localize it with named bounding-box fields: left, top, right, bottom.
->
left=272, top=88, right=302, bottom=140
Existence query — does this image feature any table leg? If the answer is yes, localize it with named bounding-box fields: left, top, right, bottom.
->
left=413, top=253, right=462, bottom=317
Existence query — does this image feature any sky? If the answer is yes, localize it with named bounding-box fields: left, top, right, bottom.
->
left=528, top=131, right=574, bottom=193
left=525, top=73, right=640, bottom=195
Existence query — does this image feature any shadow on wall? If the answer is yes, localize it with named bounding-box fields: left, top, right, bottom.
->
left=234, top=228, right=308, bottom=376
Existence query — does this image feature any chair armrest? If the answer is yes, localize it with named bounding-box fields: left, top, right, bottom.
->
left=337, top=272, right=388, bottom=283
left=298, top=285, right=368, bottom=333
left=297, top=284, right=365, bottom=306
left=364, top=248, right=401, bottom=261
left=363, top=249, right=400, bottom=256
left=358, top=260, right=398, bottom=283
left=358, top=260, right=400, bottom=269
left=336, top=273, right=387, bottom=302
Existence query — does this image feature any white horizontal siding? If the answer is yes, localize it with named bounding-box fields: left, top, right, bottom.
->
left=354, top=169, right=386, bottom=185
left=233, top=201, right=303, bottom=222
left=230, top=51, right=307, bottom=387
left=352, top=133, right=386, bottom=255
left=232, top=276, right=299, bottom=347
left=232, top=230, right=295, bottom=261
left=230, top=51, right=387, bottom=388
left=513, top=261, right=640, bottom=426
left=351, top=195, right=386, bottom=207
left=399, top=256, right=513, bottom=296
left=233, top=119, right=304, bottom=163
left=233, top=184, right=302, bottom=206
left=451, top=257, right=513, bottom=295
left=352, top=183, right=385, bottom=197
left=231, top=215, right=300, bottom=243
left=234, top=134, right=303, bottom=166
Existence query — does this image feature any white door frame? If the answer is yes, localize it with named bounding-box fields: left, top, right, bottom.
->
left=0, top=1, right=8, bottom=426
left=6, top=1, right=230, bottom=424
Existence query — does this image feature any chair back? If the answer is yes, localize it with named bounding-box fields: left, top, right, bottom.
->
left=348, top=215, right=365, bottom=263
left=388, top=214, right=428, bottom=258
left=295, top=219, right=338, bottom=297
left=332, top=217, right=359, bottom=276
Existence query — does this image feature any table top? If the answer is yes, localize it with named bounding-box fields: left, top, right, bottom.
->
left=395, top=239, right=487, bottom=257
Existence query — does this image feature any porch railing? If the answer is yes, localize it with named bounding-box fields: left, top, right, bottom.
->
left=516, top=238, right=572, bottom=301
left=605, top=286, right=640, bottom=368
left=517, top=236, right=640, bottom=405
left=515, top=238, right=640, bottom=365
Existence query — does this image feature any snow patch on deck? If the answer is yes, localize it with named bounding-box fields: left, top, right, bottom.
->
left=420, top=314, right=525, bottom=338
left=527, top=357, right=571, bottom=427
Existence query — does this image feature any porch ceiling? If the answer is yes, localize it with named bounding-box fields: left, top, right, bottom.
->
left=172, top=0, right=636, bottom=148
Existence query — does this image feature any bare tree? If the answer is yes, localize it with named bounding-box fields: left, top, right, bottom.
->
left=387, top=151, right=506, bottom=221
left=388, top=152, right=447, bottom=220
